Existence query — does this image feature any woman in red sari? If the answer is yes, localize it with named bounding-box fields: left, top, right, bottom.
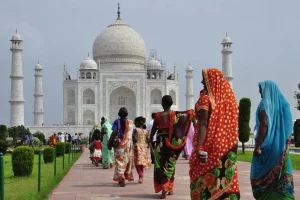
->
left=189, top=68, right=240, bottom=200
left=150, top=95, right=194, bottom=199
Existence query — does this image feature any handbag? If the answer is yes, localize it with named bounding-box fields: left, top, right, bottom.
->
left=108, top=120, right=121, bottom=150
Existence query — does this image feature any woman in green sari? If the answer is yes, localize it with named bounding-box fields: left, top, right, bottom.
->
left=101, top=117, right=114, bottom=169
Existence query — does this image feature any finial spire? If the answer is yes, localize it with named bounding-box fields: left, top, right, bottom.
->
left=117, top=2, right=121, bottom=20
left=38, top=61, right=39, bottom=64
left=226, top=32, right=228, bottom=37
left=88, top=52, right=90, bottom=57
left=16, top=29, right=17, bottom=34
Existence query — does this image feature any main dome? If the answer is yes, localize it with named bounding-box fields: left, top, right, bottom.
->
left=92, top=18, right=146, bottom=67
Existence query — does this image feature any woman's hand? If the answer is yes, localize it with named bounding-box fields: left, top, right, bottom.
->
left=196, top=150, right=208, bottom=164
left=253, top=146, right=261, bottom=157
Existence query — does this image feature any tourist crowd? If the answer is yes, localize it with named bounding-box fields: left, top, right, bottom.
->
left=49, top=132, right=82, bottom=147
left=88, top=68, right=295, bottom=200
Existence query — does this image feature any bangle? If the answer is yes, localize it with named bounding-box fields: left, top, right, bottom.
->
left=196, top=145, right=204, bottom=151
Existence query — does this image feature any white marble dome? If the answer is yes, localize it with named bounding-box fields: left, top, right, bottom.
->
left=147, top=57, right=162, bottom=70
left=35, top=63, right=42, bottom=70
left=80, top=56, right=97, bottom=70
left=222, top=36, right=232, bottom=43
left=92, top=18, right=146, bottom=66
left=11, top=33, right=22, bottom=41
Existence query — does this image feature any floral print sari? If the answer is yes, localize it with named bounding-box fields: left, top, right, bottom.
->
left=189, top=68, right=240, bottom=200
left=153, top=110, right=194, bottom=193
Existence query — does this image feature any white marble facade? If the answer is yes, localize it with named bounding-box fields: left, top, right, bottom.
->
left=62, top=13, right=179, bottom=126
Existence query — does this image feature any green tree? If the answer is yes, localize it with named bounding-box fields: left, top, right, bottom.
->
left=8, top=126, right=18, bottom=145
left=238, top=98, right=251, bottom=154
left=294, top=84, right=300, bottom=111
left=294, top=120, right=300, bottom=147
left=0, top=124, right=8, bottom=140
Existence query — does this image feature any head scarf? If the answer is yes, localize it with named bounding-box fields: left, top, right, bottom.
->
left=202, top=68, right=239, bottom=172
left=103, top=117, right=113, bottom=137
left=251, top=80, right=293, bottom=179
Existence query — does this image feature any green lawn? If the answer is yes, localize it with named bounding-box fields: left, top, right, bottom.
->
left=3, top=151, right=81, bottom=200
left=237, top=150, right=300, bottom=170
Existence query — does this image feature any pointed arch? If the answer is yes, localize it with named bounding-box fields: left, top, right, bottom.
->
left=169, top=89, right=176, bottom=105
left=151, top=88, right=162, bottom=104
left=83, top=88, right=95, bottom=104
left=83, top=110, right=95, bottom=125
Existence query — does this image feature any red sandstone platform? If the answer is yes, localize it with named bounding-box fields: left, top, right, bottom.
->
left=48, top=149, right=300, bottom=200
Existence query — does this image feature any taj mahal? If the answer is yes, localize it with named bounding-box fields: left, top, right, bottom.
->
left=8, top=5, right=233, bottom=136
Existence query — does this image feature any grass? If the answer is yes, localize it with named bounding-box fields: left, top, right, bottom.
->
left=237, top=150, right=300, bottom=170
left=3, top=151, right=81, bottom=200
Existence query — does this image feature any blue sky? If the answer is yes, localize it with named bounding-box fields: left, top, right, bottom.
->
left=1, top=0, right=300, bottom=128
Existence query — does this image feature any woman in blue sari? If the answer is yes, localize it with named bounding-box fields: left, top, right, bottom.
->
left=251, top=80, right=294, bottom=200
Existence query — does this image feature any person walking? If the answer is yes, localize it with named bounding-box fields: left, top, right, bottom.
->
left=251, top=80, right=294, bottom=199
left=101, top=117, right=114, bottom=169
left=150, top=95, right=193, bottom=199
left=189, top=68, right=240, bottom=200
left=147, top=113, right=156, bottom=164
left=108, top=107, right=134, bottom=187
left=133, top=116, right=151, bottom=184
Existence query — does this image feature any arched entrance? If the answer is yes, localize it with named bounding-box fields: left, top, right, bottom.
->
left=109, top=86, right=136, bottom=122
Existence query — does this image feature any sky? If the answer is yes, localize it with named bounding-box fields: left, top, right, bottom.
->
left=0, top=0, right=300, bottom=128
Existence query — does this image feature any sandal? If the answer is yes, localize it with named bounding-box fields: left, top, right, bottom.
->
left=160, top=189, right=167, bottom=199
left=168, top=190, right=174, bottom=195
left=138, top=176, right=143, bottom=184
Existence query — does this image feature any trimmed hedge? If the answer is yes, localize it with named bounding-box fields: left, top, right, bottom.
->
left=33, top=137, right=40, bottom=145
left=12, top=146, right=34, bottom=176
left=65, top=142, right=71, bottom=154
left=0, top=140, right=8, bottom=154
left=55, top=142, right=65, bottom=157
left=43, top=147, right=54, bottom=163
left=81, top=139, right=88, bottom=145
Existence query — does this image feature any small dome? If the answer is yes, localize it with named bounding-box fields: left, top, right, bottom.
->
left=186, top=64, right=192, bottom=70
left=222, top=36, right=232, bottom=43
left=35, top=63, right=42, bottom=70
left=80, top=57, right=97, bottom=70
left=11, top=33, right=22, bottom=41
left=147, top=57, right=162, bottom=70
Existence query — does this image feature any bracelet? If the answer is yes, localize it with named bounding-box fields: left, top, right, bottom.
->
left=195, top=145, right=204, bottom=151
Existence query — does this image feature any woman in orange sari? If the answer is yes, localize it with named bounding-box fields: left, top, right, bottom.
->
left=150, top=95, right=194, bottom=199
left=189, top=68, right=240, bottom=200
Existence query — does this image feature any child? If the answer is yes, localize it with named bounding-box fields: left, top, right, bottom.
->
left=133, top=117, right=151, bottom=184
left=93, top=134, right=102, bottom=167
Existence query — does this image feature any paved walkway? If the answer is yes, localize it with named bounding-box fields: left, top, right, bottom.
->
left=49, top=148, right=300, bottom=200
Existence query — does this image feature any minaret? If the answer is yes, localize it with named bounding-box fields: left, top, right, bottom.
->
left=185, top=64, right=194, bottom=110
left=221, top=33, right=234, bottom=87
left=33, top=62, right=44, bottom=126
left=9, top=30, right=25, bottom=126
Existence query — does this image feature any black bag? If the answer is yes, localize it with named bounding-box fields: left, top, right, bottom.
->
left=108, top=120, right=121, bottom=150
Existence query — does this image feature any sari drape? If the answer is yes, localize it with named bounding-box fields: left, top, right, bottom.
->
left=251, top=80, right=294, bottom=200
left=153, top=110, right=194, bottom=193
left=112, top=119, right=134, bottom=182
left=189, top=68, right=240, bottom=200
left=102, top=119, right=114, bottom=168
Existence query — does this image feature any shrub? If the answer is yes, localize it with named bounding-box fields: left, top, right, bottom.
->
left=55, top=142, right=65, bottom=157
left=81, top=139, right=88, bottom=145
left=0, top=140, right=8, bottom=154
left=12, top=146, right=34, bottom=176
left=65, top=142, right=71, bottom=154
left=43, top=147, right=54, bottom=163
left=238, top=98, right=251, bottom=154
left=33, top=131, right=45, bottom=144
left=0, top=124, right=8, bottom=140
left=33, top=137, right=40, bottom=146
left=294, top=119, right=300, bottom=147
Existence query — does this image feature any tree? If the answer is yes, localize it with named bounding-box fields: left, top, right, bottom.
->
left=294, top=84, right=300, bottom=110
left=238, top=98, right=251, bottom=154
left=33, top=131, right=45, bottom=144
left=294, top=120, right=300, bottom=147
left=8, top=126, right=18, bottom=145
left=0, top=124, right=8, bottom=140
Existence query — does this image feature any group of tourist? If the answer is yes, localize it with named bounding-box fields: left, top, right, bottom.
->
left=90, top=68, right=295, bottom=200
left=49, top=132, right=82, bottom=147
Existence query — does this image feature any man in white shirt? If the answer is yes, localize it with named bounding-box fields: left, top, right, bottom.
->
left=147, top=113, right=157, bottom=164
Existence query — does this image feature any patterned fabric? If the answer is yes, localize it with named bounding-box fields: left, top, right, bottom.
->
left=251, top=80, right=294, bottom=199
left=93, top=149, right=102, bottom=161
left=133, top=128, right=151, bottom=168
left=112, top=119, right=134, bottom=182
left=184, top=123, right=194, bottom=159
left=154, top=110, right=194, bottom=193
left=102, top=121, right=114, bottom=168
left=189, top=68, right=240, bottom=200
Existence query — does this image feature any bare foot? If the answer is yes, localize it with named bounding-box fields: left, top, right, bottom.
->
left=160, top=189, right=167, bottom=199
left=168, top=190, right=174, bottom=195
left=119, top=181, right=126, bottom=187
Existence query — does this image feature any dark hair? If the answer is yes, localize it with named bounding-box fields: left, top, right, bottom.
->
left=118, top=107, right=128, bottom=118
left=94, top=134, right=100, bottom=140
left=151, top=113, right=156, bottom=119
left=134, top=116, right=146, bottom=128
left=101, top=117, right=105, bottom=121
left=161, top=95, right=173, bottom=108
left=93, top=129, right=101, bottom=140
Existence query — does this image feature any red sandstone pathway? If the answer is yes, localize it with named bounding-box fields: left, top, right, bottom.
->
left=49, top=148, right=300, bottom=200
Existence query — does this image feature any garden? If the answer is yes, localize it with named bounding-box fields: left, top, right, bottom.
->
left=0, top=124, right=82, bottom=200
